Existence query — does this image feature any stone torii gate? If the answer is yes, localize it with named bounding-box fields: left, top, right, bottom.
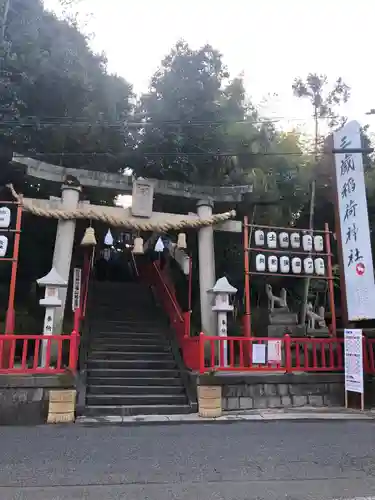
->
left=12, top=156, right=247, bottom=337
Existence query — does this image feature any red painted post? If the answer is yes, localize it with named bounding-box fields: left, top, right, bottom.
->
left=199, top=332, right=205, bottom=374
left=243, top=216, right=251, bottom=337
left=284, top=334, right=292, bottom=373
left=324, top=223, right=336, bottom=336
left=363, top=335, right=370, bottom=374
left=69, top=330, right=79, bottom=371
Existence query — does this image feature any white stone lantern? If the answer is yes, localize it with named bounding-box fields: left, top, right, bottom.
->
left=314, top=235, right=324, bottom=252
left=37, top=268, right=68, bottom=368
left=210, top=277, right=237, bottom=368
left=291, top=257, right=302, bottom=274
left=255, top=254, right=266, bottom=272
left=267, top=232, right=277, bottom=249
left=290, top=232, right=300, bottom=249
left=279, top=232, right=289, bottom=249
left=254, top=229, right=265, bottom=247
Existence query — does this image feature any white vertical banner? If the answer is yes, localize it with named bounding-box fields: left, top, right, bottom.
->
left=333, top=120, right=375, bottom=320
left=72, top=268, right=82, bottom=311
left=344, top=329, right=364, bottom=394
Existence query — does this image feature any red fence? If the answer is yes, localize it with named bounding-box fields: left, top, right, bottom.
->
left=0, top=332, right=79, bottom=374
left=199, top=334, right=362, bottom=374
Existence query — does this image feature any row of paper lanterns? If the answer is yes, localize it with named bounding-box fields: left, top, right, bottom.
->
left=254, top=230, right=324, bottom=252
left=255, top=254, right=325, bottom=275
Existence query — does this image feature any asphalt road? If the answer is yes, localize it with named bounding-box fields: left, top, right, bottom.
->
left=1, top=421, right=375, bottom=500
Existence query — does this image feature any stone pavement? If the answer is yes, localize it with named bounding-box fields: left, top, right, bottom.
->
left=76, top=406, right=375, bottom=425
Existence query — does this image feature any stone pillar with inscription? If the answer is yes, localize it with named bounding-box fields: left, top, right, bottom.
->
left=52, top=184, right=81, bottom=336
left=197, top=199, right=216, bottom=335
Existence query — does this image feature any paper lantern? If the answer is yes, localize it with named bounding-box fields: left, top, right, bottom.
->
left=280, top=256, right=290, bottom=273
left=133, top=237, right=144, bottom=254
left=303, top=257, right=314, bottom=274
left=154, top=237, right=164, bottom=253
left=314, top=258, right=325, bottom=276
left=104, top=229, right=114, bottom=246
left=0, top=235, right=8, bottom=257
left=302, top=234, right=313, bottom=252
left=177, top=233, right=187, bottom=249
left=255, top=254, right=266, bottom=272
left=267, top=232, right=277, bottom=249
left=314, top=235, right=324, bottom=252
left=291, top=257, right=302, bottom=274
left=268, top=255, right=278, bottom=273
left=290, top=232, right=301, bottom=249
left=254, top=230, right=265, bottom=246
left=80, top=227, right=97, bottom=246
left=279, top=232, right=289, bottom=249
left=0, top=207, right=11, bottom=229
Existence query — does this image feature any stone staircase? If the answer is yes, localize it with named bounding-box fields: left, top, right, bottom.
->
left=84, top=281, right=192, bottom=416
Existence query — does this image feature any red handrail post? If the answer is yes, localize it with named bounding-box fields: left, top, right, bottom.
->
left=199, top=332, right=205, bottom=374
left=284, top=334, right=292, bottom=373
left=69, top=330, right=80, bottom=371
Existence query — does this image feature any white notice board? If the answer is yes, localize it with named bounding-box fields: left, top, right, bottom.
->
left=344, top=329, right=364, bottom=394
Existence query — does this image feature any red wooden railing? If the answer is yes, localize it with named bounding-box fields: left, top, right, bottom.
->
left=0, top=333, right=79, bottom=373
left=199, top=334, right=348, bottom=374
left=140, top=259, right=199, bottom=370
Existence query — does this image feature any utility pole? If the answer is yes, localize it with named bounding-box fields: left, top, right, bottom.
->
left=300, top=102, right=319, bottom=325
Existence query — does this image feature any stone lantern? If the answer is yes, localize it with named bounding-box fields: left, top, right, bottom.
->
left=37, top=267, right=68, bottom=367
left=210, top=277, right=237, bottom=367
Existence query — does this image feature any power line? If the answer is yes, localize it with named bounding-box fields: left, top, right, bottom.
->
left=13, top=150, right=336, bottom=158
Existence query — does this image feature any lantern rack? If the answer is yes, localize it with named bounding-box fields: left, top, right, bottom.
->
left=0, top=200, right=23, bottom=335
left=243, top=217, right=336, bottom=338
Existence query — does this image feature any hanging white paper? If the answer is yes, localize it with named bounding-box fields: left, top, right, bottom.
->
left=154, top=237, right=164, bottom=253
left=344, top=328, right=364, bottom=394
left=104, top=229, right=114, bottom=246
left=0, top=235, right=8, bottom=257
left=334, top=121, right=375, bottom=320
left=268, top=340, right=282, bottom=363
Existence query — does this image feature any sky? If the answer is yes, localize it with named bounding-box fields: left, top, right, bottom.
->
left=45, top=0, right=375, bottom=135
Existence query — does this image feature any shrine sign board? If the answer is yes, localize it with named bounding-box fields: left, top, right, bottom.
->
left=131, top=178, right=155, bottom=218
left=344, top=328, right=363, bottom=394
left=333, top=121, right=375, bottom=320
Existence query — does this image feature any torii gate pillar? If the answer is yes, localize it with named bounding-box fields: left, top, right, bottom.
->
left=197, top=199, right=216, bottom=335
left=52, top=184, right=81, bottom=334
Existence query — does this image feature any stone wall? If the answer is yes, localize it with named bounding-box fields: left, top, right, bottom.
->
left=197, top=374, right=345, bottom=411
left=0, top=373, right=76, bottom=425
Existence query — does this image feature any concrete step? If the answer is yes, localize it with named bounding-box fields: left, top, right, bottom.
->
left=91, top=325, right=167, bottom=333
left=87, top=359, right=177, bottom=370
left=88, top=385, right=184, bottom=395
left=91, top=332, right=168, bottom=340
left=87, top=377, right=183, bottom=387
left=87, top=368, right=181, bottom=378
left=88, top=351, right=173, bottom=361
left=87, top=393, right=188, bottom=406
left=84, top=404, right=192, bottom=417
left=90, top=343, right=171, bottom=352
